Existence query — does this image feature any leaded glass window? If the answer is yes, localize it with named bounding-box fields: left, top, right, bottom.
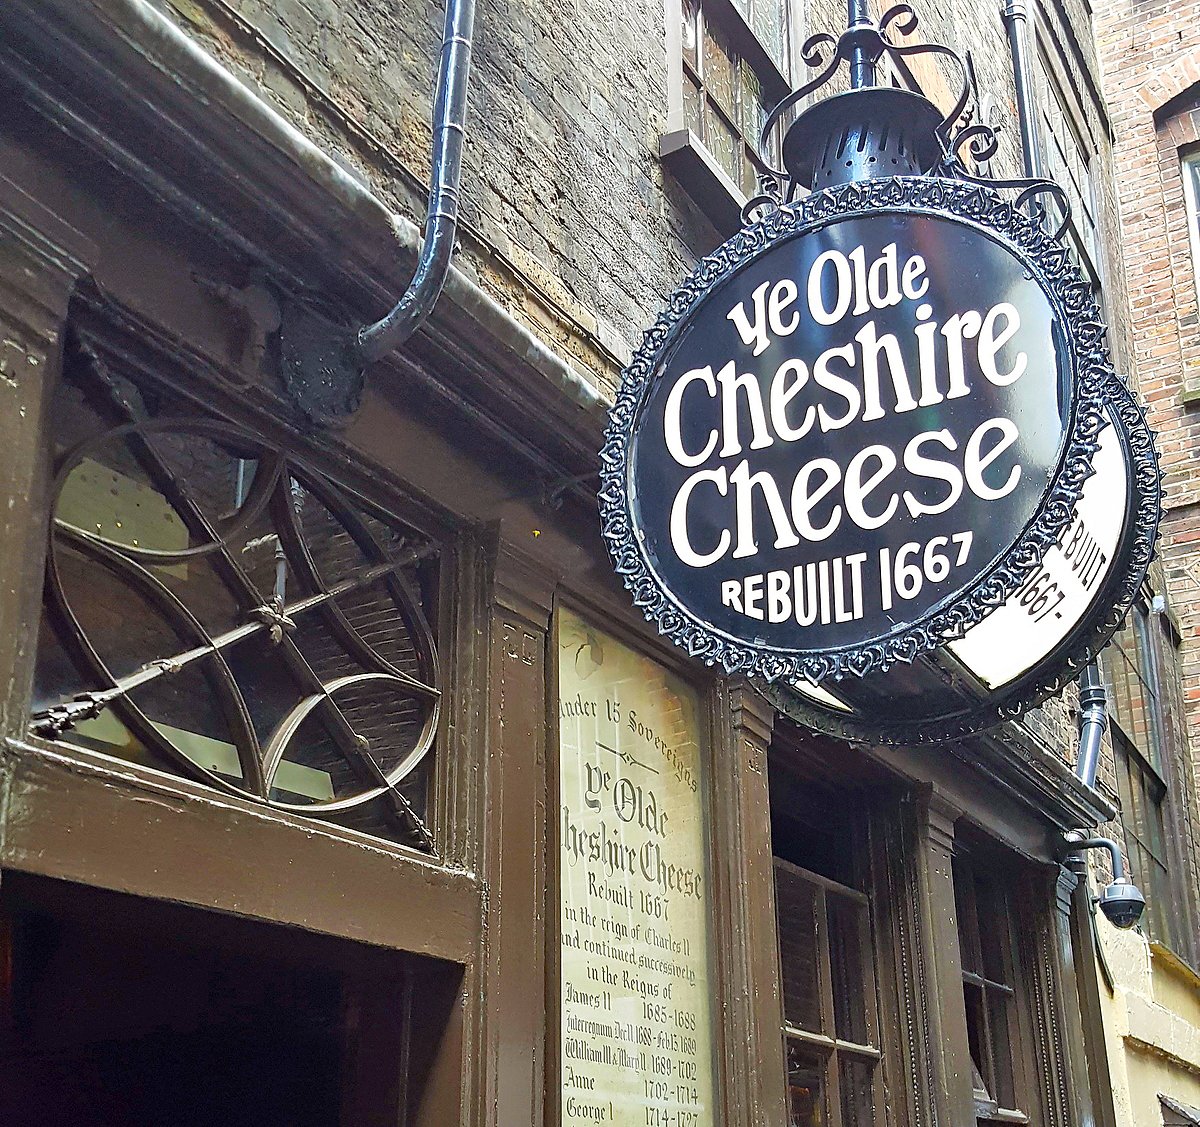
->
left=30, top=330, right=441, bottom=851
left=1034, top=50, right=1100, bottom=274
left=679, top=0, right=787, bottom=196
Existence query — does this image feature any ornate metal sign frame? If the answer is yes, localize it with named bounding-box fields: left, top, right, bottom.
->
left=758, top=375, right=1162, bottom=744
left=599, top=175, right=1120, bottom=686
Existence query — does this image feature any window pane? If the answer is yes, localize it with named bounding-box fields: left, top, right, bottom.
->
left=1102, top=610, right=1163, bottom=770
left=1035, top=56, right=1099, bottom=265
left=1132, top=612, right=1164, bottom=771
left=987, top=991, right=1016, bottom=1109
left=681, top=0, right=698, bottom=70
left=742, top=148, right=761, bottom=197
left=1143, top=772, right=1168, bottom=859
left=786, top=1041, right=829, bottom=1127
left=976, top=880, right=1008, bottom=985
left=963, top=982, right=991, bottom=1097
left=827, top=894, right=869, bottom=1046
left=702, top=19, right=736, bottom=118
left=1149, top=855, right=1185, bottom=953
left=1187, top=156, right=1200, bottom=252
left=683, top=72, right=703, bottom=133
left=776, top=869, right=823, bottom=1033
left=740, top=61, right=764, bottom=142
left=838, top=1056, right=875, bottom=1127
left=1114, top=733, right=1179, bottom=950
left=752, top=0, right=787, bottom=74
left=954, top=863, right=981, bottom=977
left=705, top=101, right=741, bottom=183
left=956, top=858, right=1029, bottom=1119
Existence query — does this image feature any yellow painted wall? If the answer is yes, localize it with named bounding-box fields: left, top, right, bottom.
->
left=1096, top=917, right=1200, bottom=1126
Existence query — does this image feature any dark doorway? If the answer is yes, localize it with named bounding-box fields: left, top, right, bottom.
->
left=0, top=872, right=458, bottom=1126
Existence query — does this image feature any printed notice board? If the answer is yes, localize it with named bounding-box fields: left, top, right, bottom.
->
left=558, top=607, right=716, bottom=1127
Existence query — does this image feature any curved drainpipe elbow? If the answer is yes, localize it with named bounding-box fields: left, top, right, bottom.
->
left=356, top=0, right=476, bottom=365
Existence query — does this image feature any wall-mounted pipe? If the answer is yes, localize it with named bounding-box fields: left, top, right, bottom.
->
left=1070, top=835, right=1128, bottom=881
left=1065, top=833, right=1146, bottom=929
left=355, top=0, right=476, bottom=364
left=1002, top=0, right=1044, bottom=179
left=1075, top=661, right=1107, bottom=787
left=1005, top=0, right=1111, bottom=793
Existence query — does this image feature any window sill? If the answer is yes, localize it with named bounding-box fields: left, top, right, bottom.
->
left=1150, top=939, right=1200, bottom=987
left=973, top=1098, right=1030, bottom=1125
left=660, top=128, right=747, bottom=236
left=3, top=732, right=481, bottom=963
left=1179, top=384, right=1200, bottom=407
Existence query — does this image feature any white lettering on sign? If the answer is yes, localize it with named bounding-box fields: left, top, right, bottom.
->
left=663, top=238, right=1031, bottom=598
left=668, top=419, right=1016, bottom=569
left=618, top=205, right=1075, bottom=667
left=717, top=531, right=975, bottom=626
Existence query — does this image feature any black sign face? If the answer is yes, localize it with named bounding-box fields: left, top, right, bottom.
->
left=601, top=178, right=1124, bottom=685
left=633, top=212, right=1068, bottom=654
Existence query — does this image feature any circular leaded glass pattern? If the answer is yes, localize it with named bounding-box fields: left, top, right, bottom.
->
left=33, top=337, right=440, bottom=850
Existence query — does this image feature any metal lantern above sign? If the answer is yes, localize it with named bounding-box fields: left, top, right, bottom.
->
left=599, top=2, right=1161, bottom=743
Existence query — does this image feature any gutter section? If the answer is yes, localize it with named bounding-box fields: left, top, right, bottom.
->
left=2, top=0, right=610, bottom=424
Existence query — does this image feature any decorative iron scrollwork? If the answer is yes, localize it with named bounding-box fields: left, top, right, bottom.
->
left=750, top=0, right=1076, bottom=239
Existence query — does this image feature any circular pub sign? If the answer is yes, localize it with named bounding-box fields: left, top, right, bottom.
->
left=600, top=177, right=1160, bottom=740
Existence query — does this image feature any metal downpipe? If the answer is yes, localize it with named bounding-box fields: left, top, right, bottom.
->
left=356, top=0, right=476, bottom=363
left=1002, top=0, right=1044, bottom=179
left=1005, top=0, right=1111, bottom=783
left=1075, top=661, right=1107, bottom=788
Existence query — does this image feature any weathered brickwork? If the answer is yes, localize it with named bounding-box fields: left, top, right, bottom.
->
left=150, top=0, right=718, bottom=396
left=151, top=0, right=1121, bottom=404
left=1095, top=0, right=1200, bottom=903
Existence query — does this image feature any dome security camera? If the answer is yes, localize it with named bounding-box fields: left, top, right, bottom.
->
left=1063, top=834, right=1148, bottom=931
left=1097, top=876, right=1146, bottom=930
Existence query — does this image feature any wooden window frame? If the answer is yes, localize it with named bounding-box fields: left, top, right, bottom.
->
left=1032, top=37, right=1104, bottom=290
left=679, top=0, right=788, bottom=197
left=1111, top=729, right=1178, bottom=948
left=29, top=330, right=447, bottom=852
left=774, top=857, right=883, bottom=1127
left=953, top=853, right=1033, bottom=1126
left=662, top=0, right=796, bottom=230
left=1180, top=150, right=1200, bottom=322
left=3, top=290, right=484, bottom=967
left=1102, top=598, right=1197, bottom=959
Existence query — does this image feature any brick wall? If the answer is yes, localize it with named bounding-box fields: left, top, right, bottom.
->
left=1094, top=0, right=1200, bottom=907
left=149, top=0, right=1113, bottom=400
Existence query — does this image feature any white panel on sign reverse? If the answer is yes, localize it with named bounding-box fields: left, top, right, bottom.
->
left=784, top=676, right=852, bottom=712
left=948, top=415, right=1127, bottom=689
